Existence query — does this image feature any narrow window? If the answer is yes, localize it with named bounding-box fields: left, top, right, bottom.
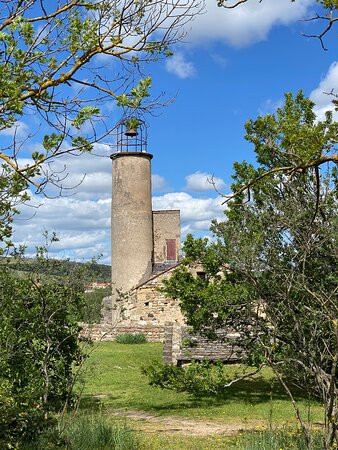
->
left=166, top=239, right=176, bottom=261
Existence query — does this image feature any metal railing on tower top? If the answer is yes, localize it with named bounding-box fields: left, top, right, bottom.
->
left=113, top=117, right=148, bottom=153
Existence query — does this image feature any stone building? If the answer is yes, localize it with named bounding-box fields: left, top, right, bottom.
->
left=99, top=119, right=186, bottom=341
left=82, top=121, right=235, bottom=365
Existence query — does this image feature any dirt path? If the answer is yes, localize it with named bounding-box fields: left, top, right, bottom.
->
left=109, top=409, right=265, bottom=436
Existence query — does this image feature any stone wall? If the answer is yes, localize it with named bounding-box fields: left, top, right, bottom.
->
left=101, top=266, right=186, bottom=328
left=86, top=265, right=187, bottom=343
left=152, top=210, right=180, bottom=263
left=101, top=263, right=209, bottom=335
left=163, top=323, right=243, bottom=365
left=131, top=267, right=185, bottom=326
left=80, top=323, right=165, bottom=342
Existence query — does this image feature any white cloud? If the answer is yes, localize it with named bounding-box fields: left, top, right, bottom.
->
left=185, top=171, right=225, bottom=192
left=10, top=146, right=229, bottom=263
left=63, top=172, right=112, bottom=200
left=12, top=191, right=111, bottom=262
left=18, top=194, right=110, bottom=231
left=310, top=61, right=338, bottom=122
left=0, top=121, right=30, bottom=138
left=210, top=53, right=228, bottom=68
left=12, top=188, right=227, bottom=262
left=186, top=0, right=313, bottom=47
left=10, top=144, right=228, bottom=262
left=152, top=174, right=167, bottom=192
left=21, top=149, right=113, bottom=200
left=166, top=53, right=196, bottom=79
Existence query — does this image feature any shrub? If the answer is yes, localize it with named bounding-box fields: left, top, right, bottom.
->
left=81, top=286, right=112, bottom=323
left=115, top=333, right=147, bottom=344
left=143, top=361, right=234, bottom=396
left=0, top=246, right=91, bottom=448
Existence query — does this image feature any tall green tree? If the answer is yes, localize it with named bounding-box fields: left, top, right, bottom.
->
left=163, top=92, right=338, bottom=448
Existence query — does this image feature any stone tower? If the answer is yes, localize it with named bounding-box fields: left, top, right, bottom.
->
left=111, top=151, right=153, bottom=292
left=103, top=118, right=182, bottom=329
left=111, top=119, right=153, bottom=294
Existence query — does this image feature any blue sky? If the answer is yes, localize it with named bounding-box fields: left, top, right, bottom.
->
left=8, top=0, right=338, bottom=264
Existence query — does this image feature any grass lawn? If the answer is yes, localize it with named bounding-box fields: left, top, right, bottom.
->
left=79, top=342, right=323, bottom=425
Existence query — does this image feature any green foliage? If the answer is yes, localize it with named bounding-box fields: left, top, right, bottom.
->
left=125, top=117, right=140, bottom=130
left=72, top=106, right=100, bottom=129
left=0, top=256, right=111, bottom=281
left=162, top=92, right=337, bottom=446
left=144, top=361, right=237, bottom=396
left=82, top=287, right=112, bottom=323
left=42, top=133, right=63, bottom=151
left=0, top=242, right=92, bottom=448
left=0, top=162, right=32, bottom=254
left=71, top=135, right=94, bottom=152
left=117, top=77, right=152, bottom=108
left=318, top=0, right=338, bottom=9
left=115, top=333, right=148, bottom=344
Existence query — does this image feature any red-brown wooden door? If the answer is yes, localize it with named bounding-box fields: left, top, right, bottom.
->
left=166, top=239, right=176, bottom=261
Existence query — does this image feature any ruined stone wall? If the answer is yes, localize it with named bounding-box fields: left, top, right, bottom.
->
left=119, top=267, right=185, bottom=327
left=98, top=267, right=185, bottom=342
left=163, top=323, right=243, bottom=365
left=80, top=323, right=164, bottom=342
left=152, top=210, right=180, bottom=263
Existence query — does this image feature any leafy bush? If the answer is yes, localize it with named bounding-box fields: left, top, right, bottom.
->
left=0, top=245, right=91, bottom=448
left=161, top=93, right=338, bottom=447
left=115, top=333, right=147, bottom=344
left=81, top=287, right=111, bottom=323
left=143, top=361, right=238, bottom=396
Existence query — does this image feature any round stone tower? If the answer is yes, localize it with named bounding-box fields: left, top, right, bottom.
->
left=110, top=119, right=153, bottom=294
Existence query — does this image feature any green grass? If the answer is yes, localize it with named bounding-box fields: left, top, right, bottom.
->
left=62, top=415, right=139, bottom=450
left=23, top=415, right=139, bottom=450
left=138, top=430, right=325, bottom=450
left=80, top=342, right=323, bottom=424
left=228, top=428, right=324, bottom=449
left=139, top=433, right=237, bottom=449
left=115, top=333, right=147, bottom=344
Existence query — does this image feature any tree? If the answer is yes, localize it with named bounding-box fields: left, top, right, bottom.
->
left=0, top=0, right=202, bottom=251
left=0, top=234, right=96, bottom=447
left=163, top=92, right=338, bottom=448
left=218, top=0, right=337, bottom=50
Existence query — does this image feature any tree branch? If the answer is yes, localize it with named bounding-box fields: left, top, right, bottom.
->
left=302, top=13, right=338, bottom=51
left=221, top=154, right=338, bottom=204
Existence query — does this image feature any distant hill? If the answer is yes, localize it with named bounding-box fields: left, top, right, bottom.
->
left=0, top=257, right=111, bottom=283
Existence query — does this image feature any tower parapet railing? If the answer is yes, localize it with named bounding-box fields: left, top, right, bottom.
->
left=113, top=117, right=148, bottom=153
